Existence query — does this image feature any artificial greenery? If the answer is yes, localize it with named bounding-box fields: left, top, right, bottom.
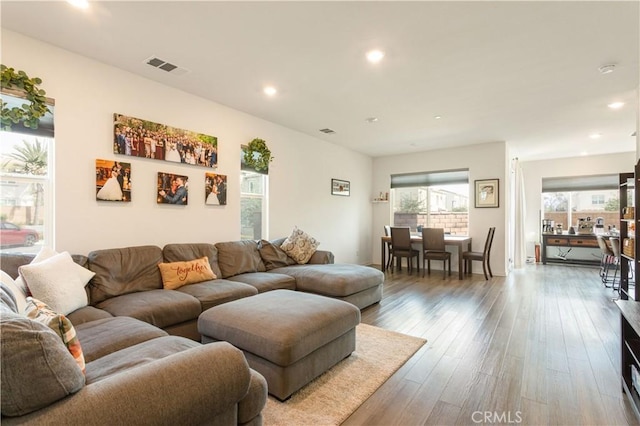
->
left=243, top=138, right=273, bottom=171
left=1, top=65, right=51, bottom=130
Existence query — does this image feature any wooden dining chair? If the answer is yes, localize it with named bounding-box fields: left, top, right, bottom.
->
left=383, top=225, right=393, bottom=271
left=390, top=227, right=420, bottom=274
left=421, top=228, right=451, bottom=279
left=462, top=227, right=495, bottom=280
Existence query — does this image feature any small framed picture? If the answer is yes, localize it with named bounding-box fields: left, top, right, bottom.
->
left=475, top=178, right=499, bottom=208
left=331, top=178, right=350, bottom=196
left=205, top=173, right=227, bottom=205
left=157, top=172, right=189, bottom=205
left=95, top=159, right=131, bottom=202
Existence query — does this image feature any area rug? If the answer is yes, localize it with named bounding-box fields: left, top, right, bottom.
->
left=262, top=323, right=427, bottom=426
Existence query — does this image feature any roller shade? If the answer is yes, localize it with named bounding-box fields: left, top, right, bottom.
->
left=541, top=174, right=618, bottom=192
left=390, top=169, right=469, bottom=188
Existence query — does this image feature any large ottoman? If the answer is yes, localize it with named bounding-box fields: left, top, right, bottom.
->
left=198, top=289, right=360, bottom=400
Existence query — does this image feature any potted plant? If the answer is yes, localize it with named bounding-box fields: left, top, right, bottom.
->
left=1, top=65, right=51, bottom=130
left=243, top=138, right=273, bottom=172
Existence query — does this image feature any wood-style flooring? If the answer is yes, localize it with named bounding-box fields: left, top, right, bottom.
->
left=343, top=264, right=638, bottom=426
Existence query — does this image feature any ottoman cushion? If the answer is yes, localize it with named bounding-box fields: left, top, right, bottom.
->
left=198, top=290, right=360, bottom=366
left=269, top=264, right=383, bottom=297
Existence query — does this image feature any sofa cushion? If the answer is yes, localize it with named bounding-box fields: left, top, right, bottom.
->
left=158, top=257, right=216, bottom=290
left=76, top=316, right=168, bottom=363
left=1, top=310, right=85, bottom=417
left=66, top=306, right=114, bottom=326
left=227, top=272, right=296, bottom=293
left=96, top=289, right=201, bottom=329
left=85, top=335, right=200, bottom=385
left=25, top=297, right=85, bottom=373
left=176, top=279, right=258, bottom=311
left=19, top=251, right=95, bottom=315
left=215, top=241, right=266, bottom=278
left=269, top=264, right=384, bottom=297
left=280, top=227, right=320, bottom=264
left=162, top=243, right=223, bottom=279
left=258, top=239, right=297, bottom=270
left=88, top=245, right=164, bottom=304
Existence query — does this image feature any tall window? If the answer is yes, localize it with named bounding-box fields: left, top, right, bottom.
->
left=240, top=171, right=268, bottom=240
left=542, top=174, right=619, bottom=232
left=390, top=169, right=469, bottom=235
left=0, top=132, right=52, bottom=253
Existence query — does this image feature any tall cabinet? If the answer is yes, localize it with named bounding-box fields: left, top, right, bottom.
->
left=618, top=160, right=640, bottom=423
left=619, top=167, right=637, bottom=300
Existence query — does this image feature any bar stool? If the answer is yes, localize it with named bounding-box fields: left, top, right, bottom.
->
left=596, top=235, right=616, bottom=288
left=610, top=237, right=621, bottom=292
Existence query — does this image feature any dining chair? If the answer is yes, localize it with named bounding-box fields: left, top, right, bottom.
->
left=462, top=227, right=495, bottom=280
left=610, top=237, right=621, bottom=292
left=421, top=228, right=451, bottom=279
left=383, top=225, right=393, bottom=271
left=390, top=227, right=420, bottom=274
left=596, top=235, right=616, bottom=288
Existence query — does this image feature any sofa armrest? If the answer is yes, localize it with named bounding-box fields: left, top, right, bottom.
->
left=307, top=250, right=334, bottom=264
left=5, top=342, right=252, bottom=425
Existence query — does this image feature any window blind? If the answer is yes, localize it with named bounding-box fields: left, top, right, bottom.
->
left=541, top=174, right=618, bottom=192
left=390, top=169, right=469, bottom=188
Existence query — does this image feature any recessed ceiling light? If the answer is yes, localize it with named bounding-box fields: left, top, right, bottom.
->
left=589, top=133, right=602, bottom=139
left=608, top=101, right=625, bottom=109
left=598, top=64, right=616, bottom=74
left=365, top=117, right=379, bottom=123
left=263, top=86, right=277, bottom=97
left=366, top=50, right=385, bottom=64
left=434, top=115, right=442, bottom=120
left=67, top=0, right=89, bottom=9
left=580, top=151, right=589, bottom=156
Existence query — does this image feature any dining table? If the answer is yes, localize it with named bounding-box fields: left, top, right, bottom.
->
left=381, top=234, right=472, bottom=280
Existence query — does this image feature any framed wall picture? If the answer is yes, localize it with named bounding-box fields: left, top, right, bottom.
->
left=331, top=179, right=350, bottom=196
left=475, top=178, right=499, bottom=208
left=95, top=159, right=131, bottom=202
left=205, top=173, right=227, bottom=205
left=157, top=172, right=189, bottom=205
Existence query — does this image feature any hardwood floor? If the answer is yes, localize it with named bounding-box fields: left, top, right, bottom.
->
left=343, top=264, right=638, bottom=425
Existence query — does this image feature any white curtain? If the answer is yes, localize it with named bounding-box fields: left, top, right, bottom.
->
left=513, top=158, right=527, bottom=268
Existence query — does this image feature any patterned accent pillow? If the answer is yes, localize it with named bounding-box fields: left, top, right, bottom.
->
left=25, top=297, right=86, bottom=374
left=157, top=256, right=216, bottom=290
left=280, top=227, right=320, bottom=264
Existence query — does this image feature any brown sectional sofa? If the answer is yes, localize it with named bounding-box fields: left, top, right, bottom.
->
left=0, top=238, right=384, bottom=424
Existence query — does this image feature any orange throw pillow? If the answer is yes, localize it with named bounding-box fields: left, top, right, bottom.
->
left=158, top=256, right=216, bottom=290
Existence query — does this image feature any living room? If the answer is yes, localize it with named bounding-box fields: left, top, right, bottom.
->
left=1, top=1, right=639, bottom=425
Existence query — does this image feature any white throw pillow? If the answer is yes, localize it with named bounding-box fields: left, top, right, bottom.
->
left=1, top=270, right=27, bottom=314
left=280, top=226, right=320, bottom=264
left=14, top=246, right=58, bottom=295
left=18, top=251, right=95, bottom=315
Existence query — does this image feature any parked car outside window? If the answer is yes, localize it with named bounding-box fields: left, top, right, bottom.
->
left=0, top=222, right=39, bottom=247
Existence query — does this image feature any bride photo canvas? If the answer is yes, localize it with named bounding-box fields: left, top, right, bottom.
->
left=95, top=159, right=131, bottom=202
left=205, top=173, right=227, bottom=205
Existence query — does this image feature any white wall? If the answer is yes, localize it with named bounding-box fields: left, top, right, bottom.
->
left=2, top=30, right=373, bottom=263
left=371, top=141, right=509, bottom=276
left=520, top=152, right=636, bottom=258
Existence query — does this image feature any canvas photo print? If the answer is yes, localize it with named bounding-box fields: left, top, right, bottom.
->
left=114, top=113, right=218, bottom=168
left=157, top=172, right=188, bottom=205
left=205, top=173, right=227, bottom=205
left=96, top=159, right=131, bottom=202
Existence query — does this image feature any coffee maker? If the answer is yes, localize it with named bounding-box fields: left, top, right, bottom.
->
left=542, top=219, right=555, bottom=233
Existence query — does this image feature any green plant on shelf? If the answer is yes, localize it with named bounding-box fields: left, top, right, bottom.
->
left=243, top=138, right=273, bottom=172
left=1, top=64, right=50, bottom=131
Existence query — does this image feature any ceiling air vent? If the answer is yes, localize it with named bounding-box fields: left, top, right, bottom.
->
left=144, top=56, right=189, bottom=76
left=319, top=128, right=336, bottom=134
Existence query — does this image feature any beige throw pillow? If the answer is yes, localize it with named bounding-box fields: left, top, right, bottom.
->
left=158, top=256, right=216, bottom=290
left=280, top=226, right=320, bottom=264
